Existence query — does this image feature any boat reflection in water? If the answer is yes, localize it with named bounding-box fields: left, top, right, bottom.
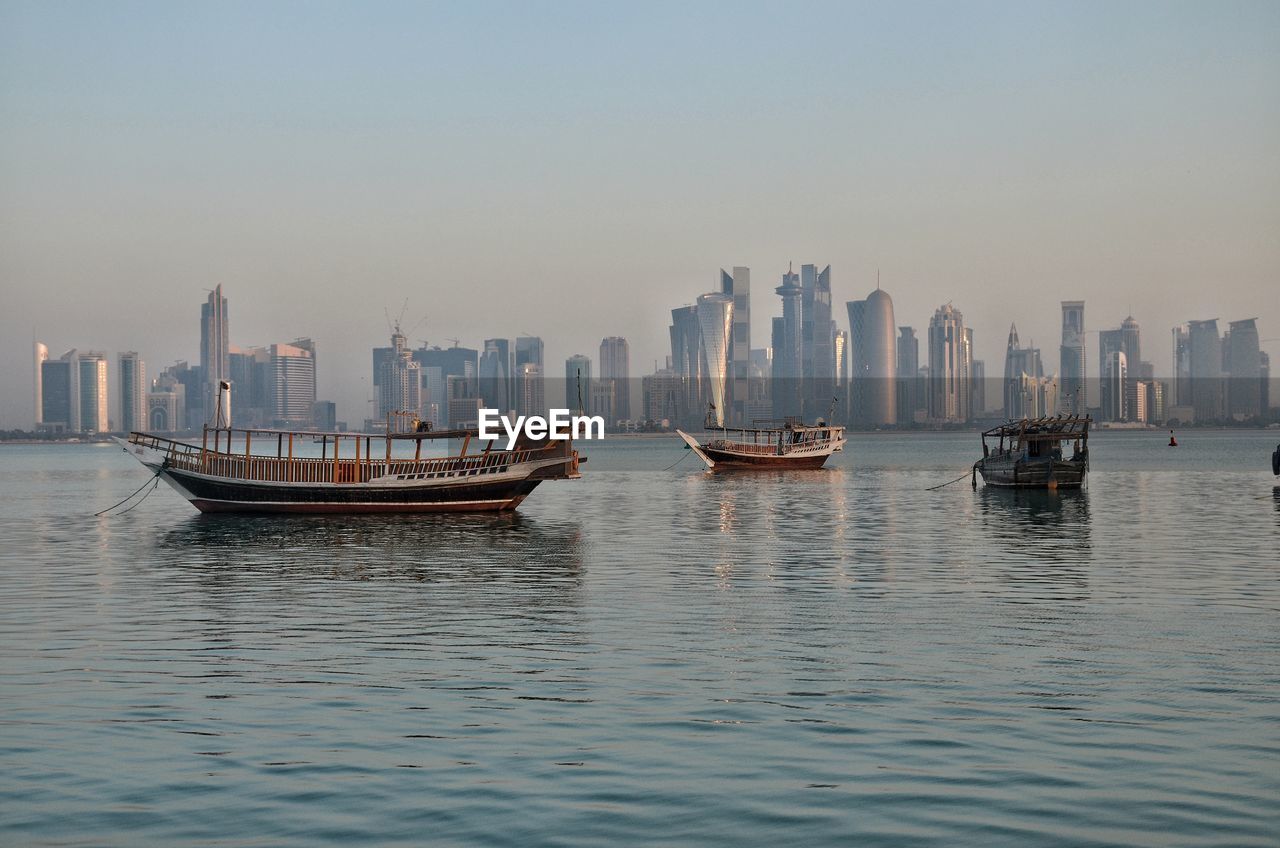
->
left=153, top=512, right=585, bottom=590
left=976, top=486, right=1092, bottom=560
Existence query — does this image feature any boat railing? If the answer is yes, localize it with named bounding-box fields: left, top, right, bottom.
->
left=128, top=431, right=556, bottom=484
left=708, top=433, right=842, bottom=456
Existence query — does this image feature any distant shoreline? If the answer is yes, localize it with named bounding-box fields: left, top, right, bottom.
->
left=3, top=425, right=1277, bottom=447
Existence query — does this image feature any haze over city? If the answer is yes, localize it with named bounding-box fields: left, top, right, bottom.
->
left=3, top=1, right=1278, bottom=429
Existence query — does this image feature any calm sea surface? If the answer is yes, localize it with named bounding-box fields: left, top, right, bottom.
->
left=2, top=431, right=1278, bottom=846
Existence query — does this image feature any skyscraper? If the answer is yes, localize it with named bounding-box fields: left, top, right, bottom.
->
left=927, top=304, right=969, bottom=424
left=515, top=336, right=544, bottom=369
left=33, top=342, right=48, bottom=430
left=479, top=338, right=512, bottom=415
left=970, top=356, right=986, bottom=418
left=565, top=354, right=592, bottom=412
left=118, top=351, right=146, bottom=434
left=1187, top=319, right=1224, bottom=422
left=642, top=368, right=682, bottom=425
left=1002, top=324, right=1044, bottom=419
left=1259, top=351, right=1271, bottom=417
left=1059, top=301, right=1086, bottom=414
left=800, top=264, right=834, bottom=419
left=1225, top=318, right=1261, bottom=418
left=378, top=329, right=422, bottom=425
left=516, top=363, right=545, bottom=418
left=38, top=348, right=77, bottom=433
left=414, top=344, right=478, bottom=428
left=1172, top=324, right=1192, bottom=408
left=847, top=286, right=897, bottom=427
left=897, top=327, right=921, bottom=424
left=200, top=285, right=229, bottom=423
left=964, top=328, right=979, bottom=417
left=77, top=351, right=109, bottom=433
left=669, top=305, right=702, bottom=426
left=1102, top=350, right=1128, bottom=422
left=1099, top=316, right=1142, bottom=403
left=772, top=266, right=803, bottom=418
left=834, top=328, right=849, bottom=421
left=599, top=336, right=631, bottom=422
left=720, top=267, right=750, bottom=424
left=696, top=292, right=734, bottom=427
left=270, top=339, right=316, bottom=427
left=1121, top=315, right=1141, bottom=371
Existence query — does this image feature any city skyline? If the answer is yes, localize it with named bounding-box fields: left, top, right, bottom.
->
left=3, top=3, right=1279, bottom=428
left=23, top=271, right=1275, bottom=434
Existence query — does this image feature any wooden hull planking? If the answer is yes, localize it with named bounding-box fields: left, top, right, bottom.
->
left=977, top=457, right=1087, bottom=489
left=699, top=447, right=834, bottom=470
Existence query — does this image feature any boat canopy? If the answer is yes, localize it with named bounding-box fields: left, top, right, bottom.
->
left=981, top=415, right=1091, bottom=445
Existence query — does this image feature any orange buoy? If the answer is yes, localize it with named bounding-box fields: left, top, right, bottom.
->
left=1168, top=430, right=1178, bottom=447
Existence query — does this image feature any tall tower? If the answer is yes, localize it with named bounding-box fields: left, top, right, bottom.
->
left=800, top=264, right=833, bottom=418
left=200, top=285, right=229, bottom=423
left=696, top=292, right=734, bottom=427
left=1102, top=351, right=1128, bottom=422
left=773, top=266, right=803, bottom=418
left=599, top=336, right=631, bottom=422
left=1187, top=319, right=1223, bottom=422
left=1059, top=301, right=1086, bottom=414
left=897, top=327, right=921, bottom=424
left=479, top=338, right=512, bottom=415
left=1226, top=318, right=1261, bottom=418
left=118, top=351, right=146, bottom=434
left=669, top=305, right=703, bottom=426
left=927, top=304, right=968, bottom=424
left=77, top=351, right=109, bottom=433
left=270, top=339, right=316, bottom=428
left=1003, top=324, right=1044, bottom=419
left=847, top=286, right=897, bottom=426
left=1121, top=315, right=1141, bottom=371
left=720, top=267, right=751, bottom=424
left=515, top=336, right=544, bottom=369
left=1172, top=324, right=1191, bottom=407
left=33, top=342, right=48, bottom=429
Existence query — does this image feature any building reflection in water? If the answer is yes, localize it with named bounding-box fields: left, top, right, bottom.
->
left=690, top=468, right=853, bottom=589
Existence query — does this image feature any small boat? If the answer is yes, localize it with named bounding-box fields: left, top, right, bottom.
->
left=118, top=411, right=583, bottom=514
left=973, top=415, right=1091, bottom=490
left=676, top=418, right=846, bottom=470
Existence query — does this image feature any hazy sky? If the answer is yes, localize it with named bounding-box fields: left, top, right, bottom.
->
left=2, top=0, right=1278, bottom=428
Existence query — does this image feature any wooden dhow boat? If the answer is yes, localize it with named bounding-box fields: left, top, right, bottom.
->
left=973, top=415, right=1090, bottom=490
left=118, top=411, right=583, bottom=514
left=676, top=418, right=846, bottom=470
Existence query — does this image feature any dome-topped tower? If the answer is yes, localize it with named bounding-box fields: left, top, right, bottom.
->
left=847, top=286, right=897, bottom=426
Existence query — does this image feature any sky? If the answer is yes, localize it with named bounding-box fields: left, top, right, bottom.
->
left=2, top=0, right=1278, bottom=428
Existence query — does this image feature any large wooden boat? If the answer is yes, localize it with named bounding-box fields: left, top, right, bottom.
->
left=676, top=418, right=846, bottom=470
left=974, top=415, right=1090, bottom=490
left=118, top=419, right=583, bottom=514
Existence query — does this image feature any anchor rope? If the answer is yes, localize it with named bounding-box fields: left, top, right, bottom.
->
left=661, top=448, right=695, bottom=472
left=94, top=461, right=167, bottom=516
left=926, top=466, right=977, bottom=491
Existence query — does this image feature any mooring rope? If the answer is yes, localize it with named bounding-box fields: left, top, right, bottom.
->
left=661, top=448, right=695, bottom=472
left=926, top=467, right=976, bottom=491
left=95, top=462, right=166, bottom=516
